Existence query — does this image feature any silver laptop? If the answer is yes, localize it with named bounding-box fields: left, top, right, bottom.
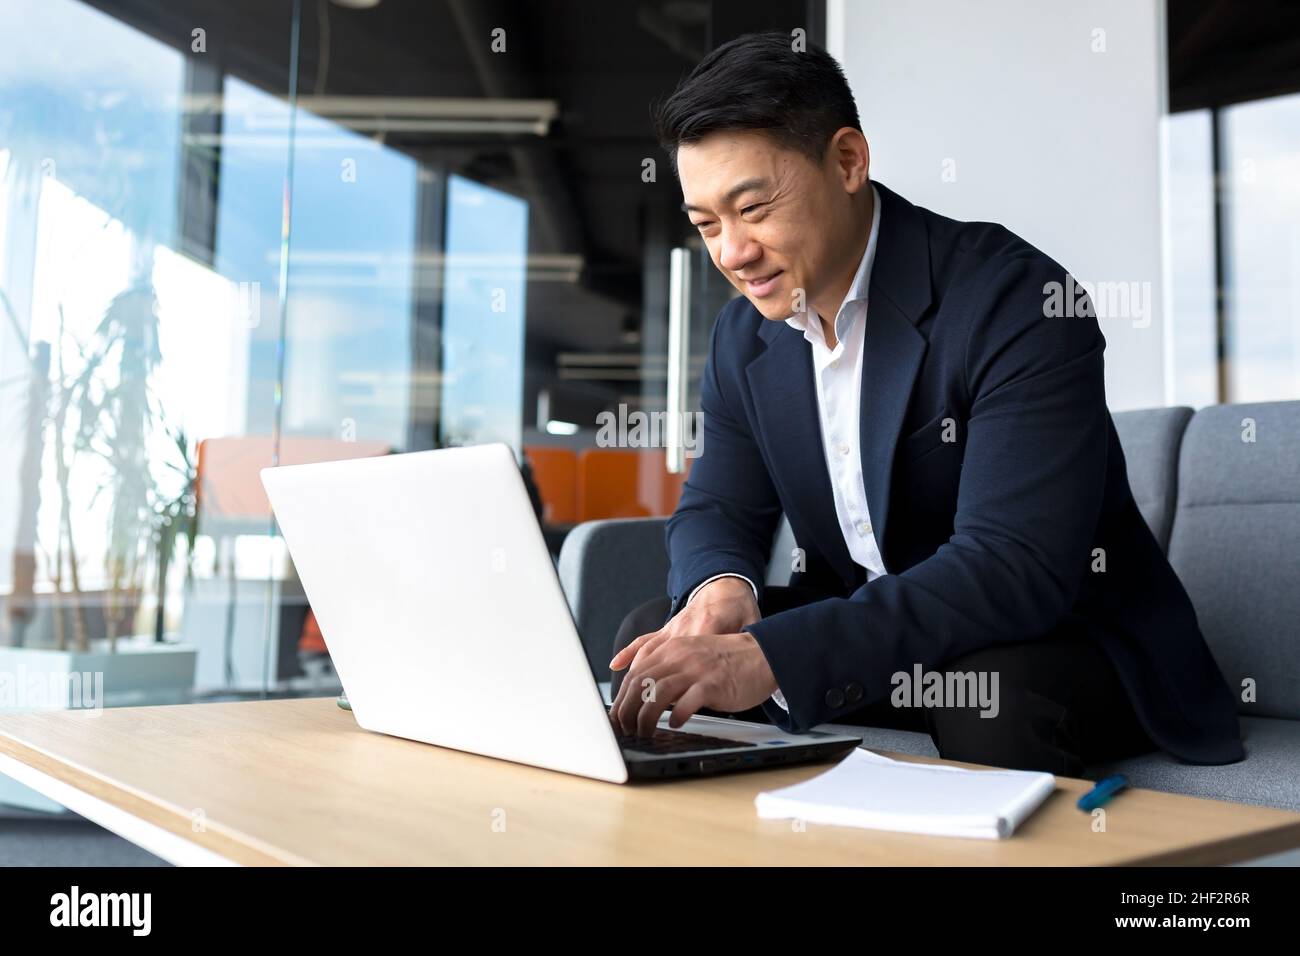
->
left=261, top=443, right=859, bottom=783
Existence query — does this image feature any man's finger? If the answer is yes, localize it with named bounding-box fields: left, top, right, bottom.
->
left=613, top=643, right=675, bottom=734
left=609, top=631, right=667, bottom=718
left=612, top=656, right=651, bottom=733
left=609, top=628, right=663, bottom=672
left=667, top=683, right=709, bottom=729
left=610, top=666, right=632, bottom=719
left=609, top=631, right=653, bottom=715
left=634, top=673, right=689, bottom=738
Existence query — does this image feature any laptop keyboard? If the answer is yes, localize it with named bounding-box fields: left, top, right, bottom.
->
left=614, top=726, right=757, bottom=755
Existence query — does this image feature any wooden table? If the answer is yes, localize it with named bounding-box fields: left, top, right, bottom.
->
left=1, top=697, right=1297, bottom=866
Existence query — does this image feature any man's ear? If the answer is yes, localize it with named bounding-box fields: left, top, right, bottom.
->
left=828, top=127, right=870, bottom=194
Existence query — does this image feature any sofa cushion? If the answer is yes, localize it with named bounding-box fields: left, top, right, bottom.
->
left=1167, top=401, right=1300, bottom=720
left=1091, top=716, right=1300, bottom=811
left=1111, top=406, right=1193, bottom=553
left=848, top=727, right=939, bottom=759
left=831, top=716, right=1300, bottom=811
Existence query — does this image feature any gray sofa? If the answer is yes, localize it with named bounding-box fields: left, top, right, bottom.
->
left=557, top=401, right=1300, bottom=811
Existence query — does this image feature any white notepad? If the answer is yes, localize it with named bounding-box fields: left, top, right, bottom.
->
left=755, top=748, right=1056, bottom=839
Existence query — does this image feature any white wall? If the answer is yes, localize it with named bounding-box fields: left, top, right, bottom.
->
left=827, top=0, right=1167, bottom=410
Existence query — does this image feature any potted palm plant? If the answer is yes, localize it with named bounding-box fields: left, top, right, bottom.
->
left=0, top=276, right=199, bottom=708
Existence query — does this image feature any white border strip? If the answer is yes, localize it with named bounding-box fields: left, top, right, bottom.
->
left=0, top=752, right=237, bottom=867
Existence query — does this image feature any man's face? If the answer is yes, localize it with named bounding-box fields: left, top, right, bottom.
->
left=678, top=129, right=855, bottom=321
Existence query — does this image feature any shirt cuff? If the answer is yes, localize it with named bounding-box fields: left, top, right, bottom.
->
left=686, top=573, right=759, bottom=607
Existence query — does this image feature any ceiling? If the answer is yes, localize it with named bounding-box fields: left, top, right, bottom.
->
left=1168, top=0, right=1300, bottom=112
left=85, top=0, right=814, bottom=360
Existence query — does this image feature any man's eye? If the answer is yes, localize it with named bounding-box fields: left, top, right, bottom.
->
left=692, top=221, right=714, bottom=230
left=741, top=203, right=765, bottom=215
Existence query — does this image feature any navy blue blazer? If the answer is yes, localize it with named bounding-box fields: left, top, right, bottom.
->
left=665, top=182, right=1243, bottom=766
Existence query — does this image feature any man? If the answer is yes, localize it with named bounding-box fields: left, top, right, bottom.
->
left=608, top=31, right=1243, bottom=777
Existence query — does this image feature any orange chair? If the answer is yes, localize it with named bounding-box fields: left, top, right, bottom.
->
left=195, top=435, right=390, bottom=685
left=522, top=446, right=578, bottom=524
left=576, top=448, right=693, bottom=521
left=576, top=449, right=644, bottom=520
left=196, top=436, right=391, bottom=529
left=300, top=607, right=328, bottom=655
left=651, top=453, right=691, bottom=514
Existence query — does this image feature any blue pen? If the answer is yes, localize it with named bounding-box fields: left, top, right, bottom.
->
left=1077, top=773, right=1128, bottom=811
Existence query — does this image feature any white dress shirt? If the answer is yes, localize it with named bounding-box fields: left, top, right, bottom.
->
left=687, top=185, right=886, bottom=711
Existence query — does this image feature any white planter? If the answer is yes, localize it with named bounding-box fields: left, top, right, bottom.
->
left=0, top=639, right=197, bottom=711
left=0, top=639, right=197, bottom=813
left=1, top=590, right=138, bottom=650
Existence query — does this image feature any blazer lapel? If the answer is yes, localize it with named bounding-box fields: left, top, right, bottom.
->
left=745, top=321, right=857, bottom=585
left=858, top=296, right=926, bottom=569
left=860, top=183, right=933, bottom=569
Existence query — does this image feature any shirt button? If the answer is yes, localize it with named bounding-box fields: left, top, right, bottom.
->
left=838, top=442, right=850, bottom=456
left=829, top=358, right=840, bottom=370
left=858, top=521, right=872, bottom=536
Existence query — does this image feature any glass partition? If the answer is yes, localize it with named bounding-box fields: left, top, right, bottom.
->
left=0, top=0, right=816, bottom=784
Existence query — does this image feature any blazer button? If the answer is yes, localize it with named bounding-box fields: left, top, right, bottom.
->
left=845, top=682, right=864, bottom=704
left=825, top=688, right=846, bottom=709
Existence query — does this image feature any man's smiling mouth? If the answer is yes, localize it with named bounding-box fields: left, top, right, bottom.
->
left=740, top=270, right=783, bottom=297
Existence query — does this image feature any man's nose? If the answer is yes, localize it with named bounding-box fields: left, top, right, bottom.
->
left=718, top=224, right=761, bottom=275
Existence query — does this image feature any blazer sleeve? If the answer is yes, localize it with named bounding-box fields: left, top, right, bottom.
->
left=745, top=257, right=1110, bottom=731
left=665, top=307, right=783, bottom=618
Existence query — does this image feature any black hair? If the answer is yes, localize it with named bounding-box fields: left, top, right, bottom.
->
left=651, top=30, right=861, bottom=173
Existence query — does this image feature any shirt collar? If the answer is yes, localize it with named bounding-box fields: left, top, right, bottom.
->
left=785, top=182, right=882, bottom=344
